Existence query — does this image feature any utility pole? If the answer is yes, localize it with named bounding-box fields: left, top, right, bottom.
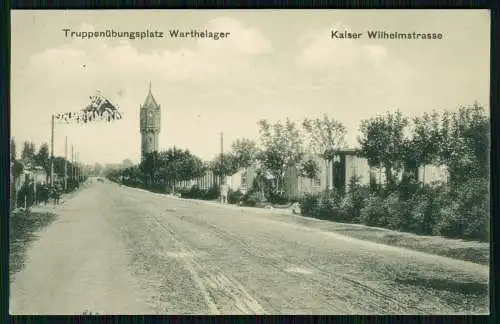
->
left=76, top=152, right=80, bottom=182
left=71, top=145, right=74, bottom=183
left=220, top=132, right=224, bottom=186
left=50, top=114, right=55, bottom=187
left=64, top=136, right=68, bottom=191
left=79, top=153, right=82, bottom=182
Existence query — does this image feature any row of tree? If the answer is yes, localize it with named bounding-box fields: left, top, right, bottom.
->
left=358, top=103, right=488, bottom=187
left=10, top=138, right=88, bottom=210
left=110, top=103, right=488, bottom=200
left=10, top=139, right=90, bottom=182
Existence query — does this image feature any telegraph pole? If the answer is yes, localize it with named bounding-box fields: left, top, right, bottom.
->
left=71, top=145, right=74, bottom=183
left=76, top=152, right=79, bottom=182
left=64, top=136, right=68, bottom=191
left=220, top=132, right=224, bottom=186
left=50, top=114, right=55, bottom=187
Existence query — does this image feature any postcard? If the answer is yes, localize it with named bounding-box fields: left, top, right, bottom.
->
left=9, top=9, right=490, bottom=315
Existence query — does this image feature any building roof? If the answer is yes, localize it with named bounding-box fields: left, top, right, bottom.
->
left=338, top=148, right=360, bottom=155
left=23, top=166, right=46, bottom=175
left=142, top=82, right=159, bottom=109
left=302, top=148, right=361, bottom=159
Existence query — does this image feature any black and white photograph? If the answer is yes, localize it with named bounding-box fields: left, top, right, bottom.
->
left=9, top=10, right=490, bottom=315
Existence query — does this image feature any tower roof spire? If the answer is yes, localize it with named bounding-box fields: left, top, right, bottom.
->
left=142, top=81, right=159, bottom=108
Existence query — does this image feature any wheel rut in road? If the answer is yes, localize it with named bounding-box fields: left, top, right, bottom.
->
left=164, top=209, right=430, bottom=314
left=118, top=187, right=488, bottom=315
left=149, top=211, right=267, bottom=315
left=123, top=191, right=441, bottom=314
left=122, top=193, right=266, bottom=314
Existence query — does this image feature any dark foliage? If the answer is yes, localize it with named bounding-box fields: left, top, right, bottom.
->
left=301, top=178, right=489, bottom=242
left=267, top=191, right=289, bottom=205
left=241, top=191, right=263, bottom=207
left=179, top=185, right=220, bottom=201
left=228, top=189, right=244, bottom=204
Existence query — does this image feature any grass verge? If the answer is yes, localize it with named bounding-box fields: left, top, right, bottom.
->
left=177, top=194, right=489, bottom=266
left=9, top=209, right=58, bottom=277
left=294, top=216, right=490, bottom=266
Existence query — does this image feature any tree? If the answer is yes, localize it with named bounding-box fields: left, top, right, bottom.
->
left=302, top=114, right=347, bottom=190
left=53, top=156, right=68, bottom=178
left=158, top=148, right=206, bottom=191
left=357, top=110, right=409, bottom=188
left=210, top=153, right=240, bottom=179
left=231, top=138, right=260, bottom=169
left=11, top=159, right=24, bottom=212
left=298, top=158, right=320, bottom=189
left=11, top=138, right=16, bottom=161
left=231, top=138, right=261, bottom=195
left=257, top=118, right=304, bottom=195
left=438, top=103, right=489, bottom=184
left=403, top=111, right=442, bottom=183
left=35, top=143, right=50, bottom=182
left=140, top=151, right=160, bottom=185
left=21, top=141, right=36, bottom=167
left=94, top=163, right=103, bottom=176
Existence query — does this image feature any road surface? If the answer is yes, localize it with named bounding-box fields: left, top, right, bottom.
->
left=10, top=179, right=489, bottom=315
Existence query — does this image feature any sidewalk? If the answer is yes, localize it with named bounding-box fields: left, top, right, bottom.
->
left=164, top=194, right=297, bottom=216
left=122, top=183, right=299, bottom=216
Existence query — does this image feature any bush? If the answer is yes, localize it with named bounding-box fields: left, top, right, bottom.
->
left=342, top=176, right=370, bottom=223
left=398, top=194, right=426, bottom=233
left=360, top=194, right=390, bottom=227
left=296, top=175, right=489, bottom=242
left=300, top=193, right=320, bottom=216
left=317, top=189, right=344, bottom=220
left=463, top=197, right=489, bottom=241
left=433, top=178, right=489, bottom=242
left=414, top=184, right=448, bottom=235
left=267, top=191, right=289, bottom=205
left=37, top=184, right=50, bottom=204
left=300, top=189, right=348, bottom=222
left=178, top=185, right=220, bottom=200
left=205, top=185, right=220, bottom=200
left=361, top=188, right=441, bottom=234
left=382, top=192, right=405, bottom=230
left=149, top=183, right=166, bottom=194
left=228, top=189, right=244, bottom=204
left=180, top=185, right=205, bottom=199
left=241, top=191, right=262, bottom=207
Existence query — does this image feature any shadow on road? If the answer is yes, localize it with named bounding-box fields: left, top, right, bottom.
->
left=395, top=277, right=489, bottom=296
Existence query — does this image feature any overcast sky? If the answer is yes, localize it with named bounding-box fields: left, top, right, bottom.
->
left=11, top=10, right=490, bottom=165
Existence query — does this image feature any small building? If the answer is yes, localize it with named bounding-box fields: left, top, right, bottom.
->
left=25, top=166, right=48, bottom=185
left=244, top=148, right=449, bottom=200
left=226, top=169, right=244, bottom=192
left=176, top=148, right=449, bottom=198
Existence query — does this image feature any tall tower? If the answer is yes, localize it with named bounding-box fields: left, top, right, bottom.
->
left=140, top=82, right=161, bottom=161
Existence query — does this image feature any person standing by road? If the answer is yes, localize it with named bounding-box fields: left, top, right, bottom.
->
left=55, top=183, right=62, bottom=204
left=39, top=183, right=50, bottom=205
left=49, top=185, right=56, bottom=205
left=220, top=183, right=229, bottom=204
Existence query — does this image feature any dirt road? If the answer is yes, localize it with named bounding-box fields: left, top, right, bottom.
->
left=9, top=180, right=489, bottom=315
